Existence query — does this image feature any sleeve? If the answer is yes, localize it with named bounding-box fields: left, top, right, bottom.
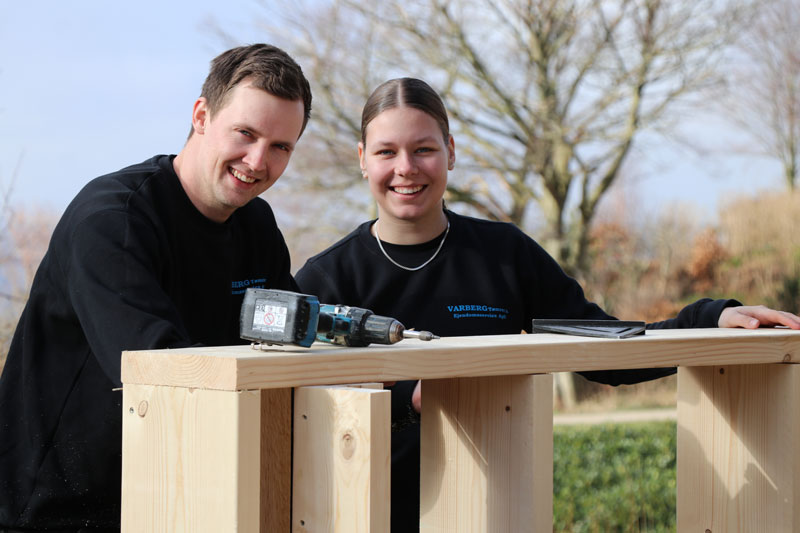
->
left=646, top=298, right=741, bottom=329
left=518, top=233, right=684, bottom=385
left=511, top=234, right=657, bottom=385
left=518, top=235, right=745, bottom=386
left=574, top=298, right=740, bottom=386
left=577, top=300, right=742, bottom=386
left=66, top=210, right=194, bottom=386
left=579, top=298, right=741, bottom=386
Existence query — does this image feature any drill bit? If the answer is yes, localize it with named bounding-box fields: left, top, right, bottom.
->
left=402, top=329, right=439, bottom=341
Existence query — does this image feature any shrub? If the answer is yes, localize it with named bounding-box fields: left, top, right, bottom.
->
left=554, top=421, right=676, bottom=532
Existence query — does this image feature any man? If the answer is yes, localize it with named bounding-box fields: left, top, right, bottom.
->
left=0, top=44, right=312, bottom=531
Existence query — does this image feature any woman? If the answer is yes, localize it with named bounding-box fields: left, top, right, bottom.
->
left=295, top=77, right=800, bottom=532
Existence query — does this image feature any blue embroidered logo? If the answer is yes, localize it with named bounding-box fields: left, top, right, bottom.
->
left=231, top=278, right=267, bottom=295
left=447, top=304, right=508, bottom=320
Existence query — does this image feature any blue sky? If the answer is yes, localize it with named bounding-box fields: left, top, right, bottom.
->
left=0, top=1, right=785, bottom=221
left=0, top=1, right=260, bottom=211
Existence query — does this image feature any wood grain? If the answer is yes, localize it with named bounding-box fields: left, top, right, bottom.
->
left=420, top=375, right=553, bottom=532
left=121, top=384, right=261, bottom=532
left=292, top=385, right=390, bottom=532
left=677, top=364, right=800, bottom=532
left=122, top=329, right=800, bottom=391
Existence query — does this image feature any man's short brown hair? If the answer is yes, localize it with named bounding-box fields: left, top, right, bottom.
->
left=196, top=43, right=312, bottom=136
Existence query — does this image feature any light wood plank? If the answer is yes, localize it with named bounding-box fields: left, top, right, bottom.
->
left=420, top=375, right=553, bottom=532
left=292, top=385, right=391, bottom=532
left=122, top=329, right=800, bottom=391
left=678, top=364, right=800, bottom=532
left=121, top=384, right=260, bottom=532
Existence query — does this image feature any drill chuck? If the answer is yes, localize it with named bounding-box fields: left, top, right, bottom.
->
left=316, top=305, right=405, bottom=346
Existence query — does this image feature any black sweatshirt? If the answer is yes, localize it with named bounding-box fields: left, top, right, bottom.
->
left=296, top=210, right=737, bottom=532
left=0, top=155, right=296, bottom=531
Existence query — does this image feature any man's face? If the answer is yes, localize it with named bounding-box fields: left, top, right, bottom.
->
left=189, top=81, right=305, bottom=222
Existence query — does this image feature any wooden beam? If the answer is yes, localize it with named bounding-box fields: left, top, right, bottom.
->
left=292, top=385, right=391, bottom=532
left=677, top=364, right=800, bottom=532
left=121, top=329, right=800, bottom=391
left=121, top=384, right=261, bottom=531
left=420, top=375, right=553, bottom=532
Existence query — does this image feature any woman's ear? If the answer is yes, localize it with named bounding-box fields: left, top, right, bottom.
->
left=447, top=135, right=456, bottom=170
left=358, top=142, right=368, bottom=179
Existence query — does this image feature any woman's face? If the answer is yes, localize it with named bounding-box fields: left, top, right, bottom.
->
left=359, top=106, right=454, bottom=226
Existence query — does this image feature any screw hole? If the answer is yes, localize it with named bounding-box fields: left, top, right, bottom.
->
left=719, top=368, right=725, bottom=375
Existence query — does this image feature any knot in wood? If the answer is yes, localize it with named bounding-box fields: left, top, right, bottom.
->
left=137, top=400, right=148, bottom=417
left=784, top=353, right=792, bottom=363
left=340, top=431, right=356, bottom=460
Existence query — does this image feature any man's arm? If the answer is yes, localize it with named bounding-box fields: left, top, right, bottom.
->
left=66, top=209, right=193, bottom=386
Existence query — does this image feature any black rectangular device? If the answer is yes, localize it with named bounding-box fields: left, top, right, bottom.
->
left=531, top=319, right=646, bottom=339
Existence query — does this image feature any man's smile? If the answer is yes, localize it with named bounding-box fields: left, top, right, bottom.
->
left=230, top=167, right=256, bottom=184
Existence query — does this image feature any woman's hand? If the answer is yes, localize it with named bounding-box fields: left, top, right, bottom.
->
left=718, top=305, right=800, bottom=329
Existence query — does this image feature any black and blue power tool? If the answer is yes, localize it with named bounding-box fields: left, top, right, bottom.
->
left=239, top=288, right=438, bottom=348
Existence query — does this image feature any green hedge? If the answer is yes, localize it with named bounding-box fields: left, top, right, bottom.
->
left=554, top=421, right=676, bottom=532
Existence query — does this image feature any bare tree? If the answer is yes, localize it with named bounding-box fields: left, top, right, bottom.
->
left=726, top=0, right=799, bottom=190
left=251, top=0, right=746, bottom=276
left=0, top=168, right=57, bottom=367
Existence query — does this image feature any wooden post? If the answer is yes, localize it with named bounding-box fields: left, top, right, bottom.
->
left=420, top=374, right=553, bottom=532
left=121, top=384, right=262, bottom=532
left=677, top=364, right=800, bottom=532
left=292, top=385, right=391, bottom=532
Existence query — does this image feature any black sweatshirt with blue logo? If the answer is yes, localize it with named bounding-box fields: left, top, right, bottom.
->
left=295, top=209, right=737, bottom=532
left=0, top=155, right=296, bottom=531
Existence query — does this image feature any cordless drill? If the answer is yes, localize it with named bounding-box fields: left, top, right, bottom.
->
left=239, top=288, right=438, bottom=348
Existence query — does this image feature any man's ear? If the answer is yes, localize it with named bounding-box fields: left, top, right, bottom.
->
left=191, top=97, right=209, bottom=135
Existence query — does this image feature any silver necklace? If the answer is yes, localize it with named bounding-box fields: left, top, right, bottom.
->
left=373, top=219, right=450, bottom=272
